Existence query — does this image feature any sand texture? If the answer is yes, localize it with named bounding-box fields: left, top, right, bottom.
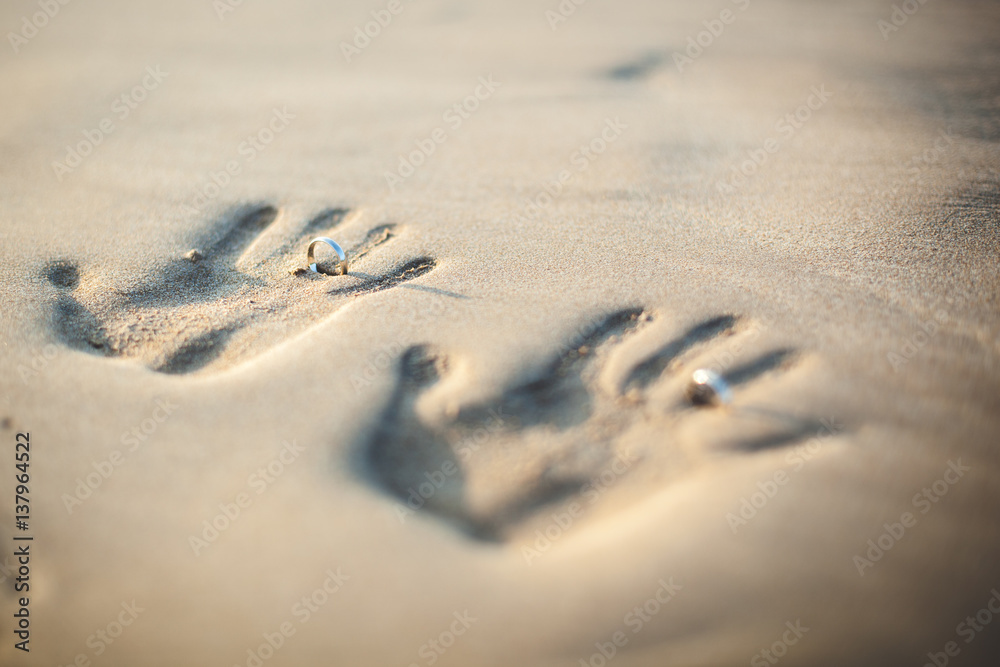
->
left=1, top=0, right=999, bottom=665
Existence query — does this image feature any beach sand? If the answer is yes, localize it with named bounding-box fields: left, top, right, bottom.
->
left=1, top=0, right=999, bottom=665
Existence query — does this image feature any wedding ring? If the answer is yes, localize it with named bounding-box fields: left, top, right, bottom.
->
left=686, top=369, right=733, bottom=407
left=307, top=237, right=349, bottom=276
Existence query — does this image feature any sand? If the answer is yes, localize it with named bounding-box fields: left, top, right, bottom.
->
left=1, top=0, right=999, bottom=665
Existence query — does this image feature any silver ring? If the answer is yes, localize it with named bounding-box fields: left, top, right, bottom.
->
left=687, top=369, right=733, bottom=406
left=307, top=237, right=349, bottom=276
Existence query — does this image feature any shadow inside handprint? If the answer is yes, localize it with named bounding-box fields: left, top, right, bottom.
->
left=361, top=309, right=835, bottom=542
left=47, top=204, right=436, bottom=374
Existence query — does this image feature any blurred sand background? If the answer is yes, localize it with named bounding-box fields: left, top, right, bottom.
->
left=1, top=0, right=999, bottom=665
